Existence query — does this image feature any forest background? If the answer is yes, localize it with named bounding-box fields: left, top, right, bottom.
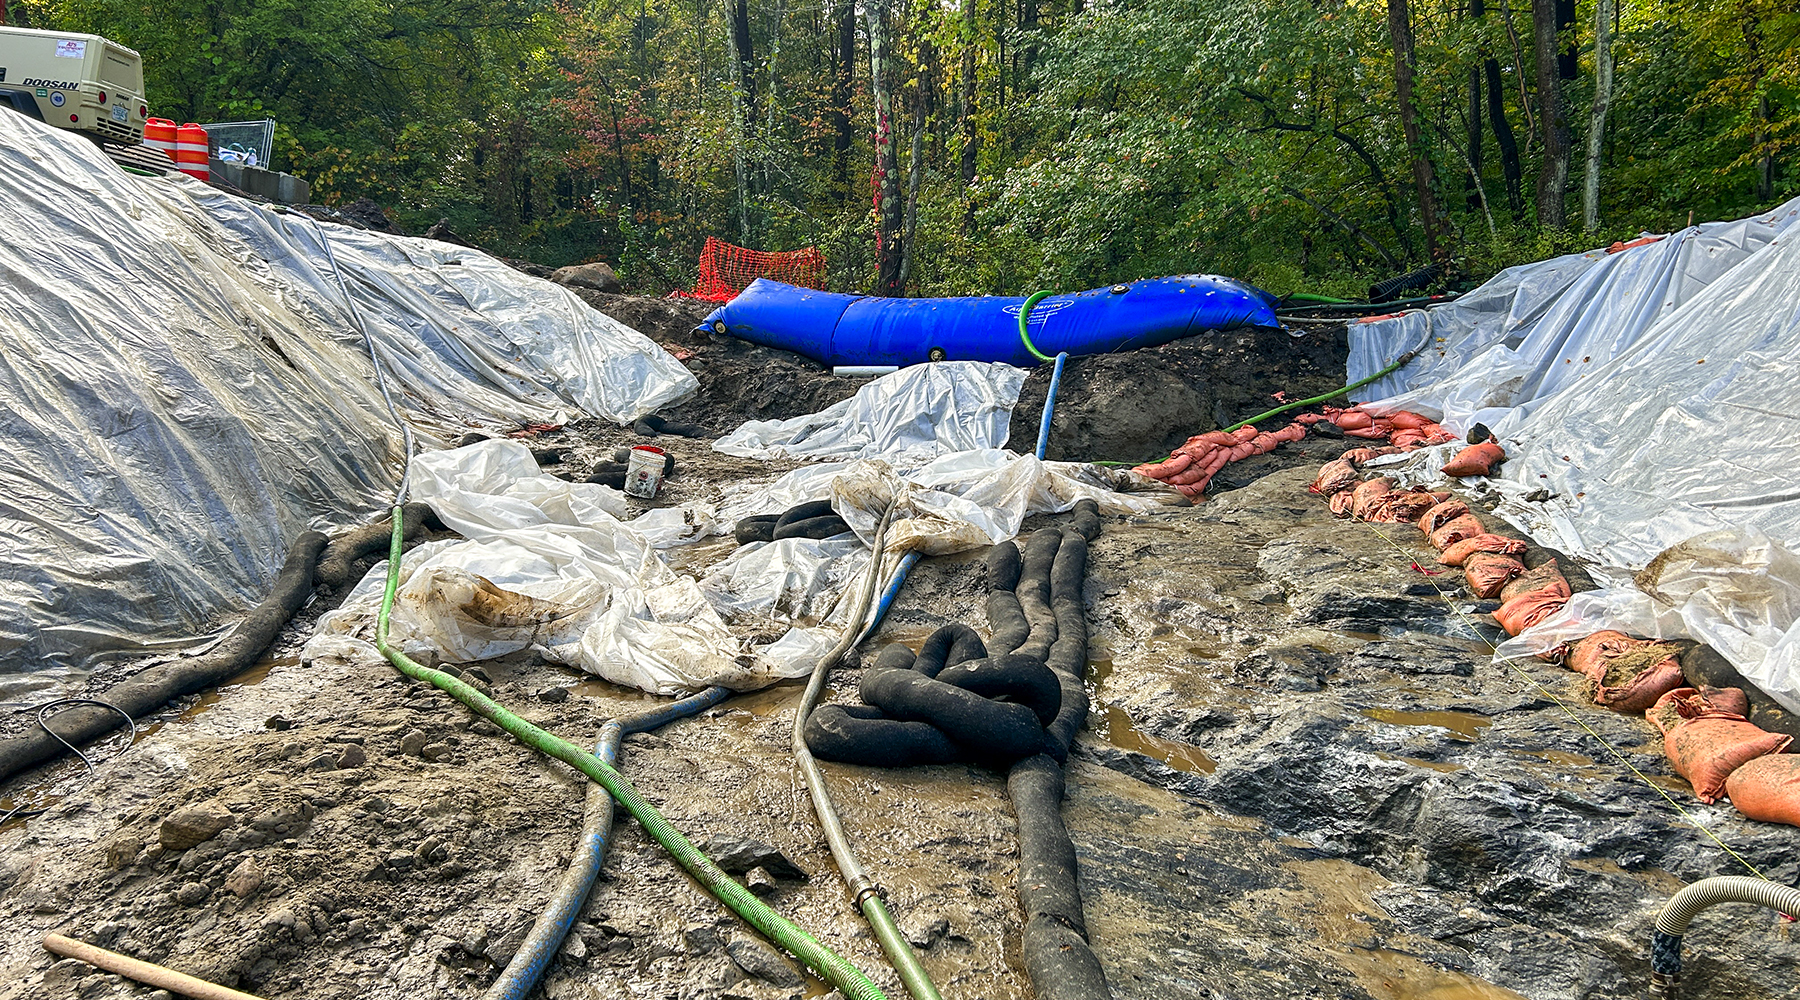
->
left=8, top=0, right=1797, bottom=297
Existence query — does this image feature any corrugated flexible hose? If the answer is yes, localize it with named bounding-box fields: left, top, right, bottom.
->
left=1649, top=875, right=1800, bottom=995
left=371, top=507, right=890, bottom=1000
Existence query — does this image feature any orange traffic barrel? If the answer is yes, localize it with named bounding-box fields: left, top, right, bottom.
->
left=143, top=118, right=178, bottom=163
left=174, top=123, right=209, bottom=181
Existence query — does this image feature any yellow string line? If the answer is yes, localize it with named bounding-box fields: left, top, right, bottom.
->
left=1357, top=520, right=1768, bottom=881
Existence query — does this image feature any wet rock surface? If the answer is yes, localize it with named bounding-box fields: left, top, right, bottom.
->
left=2, top=301, right=1795, bottom=1000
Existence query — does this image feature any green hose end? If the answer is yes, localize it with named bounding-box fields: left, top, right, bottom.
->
left=1019, top=290, right=1056, bottom=363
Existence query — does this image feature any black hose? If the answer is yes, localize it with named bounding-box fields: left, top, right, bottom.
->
left=316, top=503, right=434, bottom=589
left=0, top=530, right=329, bottom=783
left=773, top=515, right=853, bottom=540
left=1368, top=262, right=1444, bottom=302
left=797, top=500, right=1112, bottom=998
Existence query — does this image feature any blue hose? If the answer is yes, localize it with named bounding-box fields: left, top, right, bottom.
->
left=485, top=684, right=733, bottom=1000
left=857, top=551, right=922, bottom=645
left=1035, top=352, right=1067, bottom=460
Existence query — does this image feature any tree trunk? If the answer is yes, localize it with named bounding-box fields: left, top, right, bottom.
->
left=832, top=0, right=856, bottom=199
left=1467, top=65, right=1485, bottom=212
left=959, top=0, right=980, bottom=233
left=1582, top=0, right=1614, bottom=229
left=898, top=99, right=925, bottom=291
left=731, top=0, right=758, bottom=124
left=1532, top=0, right=1569, bottom=229
left=868, top=0, right=904, bottom=293
left=1388, top=0, right=1442, bottom=260
left=1744, top=14, right=1774, bottom=202
left=1486, top=60, right=1524, bottom=215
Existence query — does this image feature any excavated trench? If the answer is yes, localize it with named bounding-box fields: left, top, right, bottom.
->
left=0, top=299, right=1794, bottom=1000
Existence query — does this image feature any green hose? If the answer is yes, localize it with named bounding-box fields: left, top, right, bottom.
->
left=1280, top=292, right=1355, bottom=304
left=370, top=509, right=889, bottom=1000
left=1221, top=348, right=1419, bottom=433
left=1018, top=290, right=1056, bottom=362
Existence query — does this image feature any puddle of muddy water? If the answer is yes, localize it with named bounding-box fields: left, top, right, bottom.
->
left=1086, top=655, right=1218, bottom=774
left=1522, top=749, right=1594, bottom=767
left=1361, top=708, right=1492, bottom=742
left=1334, top=948, right=1530, bottom=1000
left=1376, top=752, right=1466, bottom=774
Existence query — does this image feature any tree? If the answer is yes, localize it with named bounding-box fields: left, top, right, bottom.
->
left=1583, top=0, right=1615, bottom=229
left=1533, top=0, right=1571, bottom=228
left=1387, top=0, right=1441, bottom=260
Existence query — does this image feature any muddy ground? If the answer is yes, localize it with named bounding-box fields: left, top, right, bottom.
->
left=1, top=297, right=1795, bottom=1000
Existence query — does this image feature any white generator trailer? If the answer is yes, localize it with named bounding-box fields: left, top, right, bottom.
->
left=0, top=26, right=146, bottom=144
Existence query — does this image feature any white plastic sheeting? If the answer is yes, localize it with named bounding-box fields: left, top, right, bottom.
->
left=713, top=361, right=1027, bottom=463
left=1349, top=196, right=1800, bottom=434
left=308, top=441, right=800, bottom=695
left=0, top=112, right=693, bottom=675
left=1345, top=198, right=1800, bottom=710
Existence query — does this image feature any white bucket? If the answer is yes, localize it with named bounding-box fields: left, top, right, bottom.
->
left=624, top=446, right=666, bottom=498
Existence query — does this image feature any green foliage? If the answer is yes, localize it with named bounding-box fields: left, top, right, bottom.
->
left=24, top=0, right=1799, bottom=294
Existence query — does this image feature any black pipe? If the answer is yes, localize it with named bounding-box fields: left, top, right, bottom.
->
left=0, top=530, right=330, bottom=783
left=1368, top=262, right=1444, bottom=302
left=316, top=503, right=433, bottom=589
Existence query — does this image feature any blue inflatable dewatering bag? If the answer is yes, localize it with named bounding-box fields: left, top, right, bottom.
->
left=697, top=274, right=1281, bottom=368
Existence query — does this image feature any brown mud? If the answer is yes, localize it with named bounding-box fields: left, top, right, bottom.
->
left=1, top=298, right=1794, bottom=1000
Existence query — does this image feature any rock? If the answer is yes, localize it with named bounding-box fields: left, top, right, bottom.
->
left=485, top=921, right=532, bottom=965
left=724, top=935, right=805, bottom=988
left=335, top=745, right=367, bottom=769
left=419, top=742, right=452, bottom=762
left=902, top=914, right=950, bottom=949
left=264, top=715, right=294, bottom=731
left=416, top=835, right=449, bottom=864
left=551, top=262, right=621, bottom=293
left=684, top=925, right=722, bottom=954
left=537, top=686, right=570, bottom=704
left=160, top=801, right=236, bottom=851
left=175, top=881, right=210, bottom=906
left=744, top=866, right=777, bottom=898
left=693, top=835, right=807, bottom=881
left=398, top=729, right=428, bottom=756
left=559, top=932, right=587, bottom=961
left=302, top=752, right=337, bottom=771
left=224, top=858, right=264, bottom=898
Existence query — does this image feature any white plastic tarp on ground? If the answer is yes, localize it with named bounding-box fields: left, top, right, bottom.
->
left=0, top=112, right=693, bottom=677
left=713, top=361, right=1027, bottom=463
left=1347, top=199, right=1800, bottom=711
left=307, top=440, right=800, bottom=695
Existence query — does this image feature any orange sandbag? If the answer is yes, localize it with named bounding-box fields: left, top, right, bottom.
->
left=1334, top=410, right=1375, bottom=431
left=1664, top=714, right=1792, bottom=803
left=1441, top=441, right=1506, bottom=477
left=1310, top=459, right=1359, bottom=495
left=1650, top=687, right=1753, bottom=736
left=1418, top=499, right=1468, bottom=535
left=1342, top=446, right=1403, bottom=465
left=1439, top=533, right=1528, bottom=566
left=1350, top=477, right=1394, bottom=520
left=1567, top=631, right=1692, bottom=713
left=1724, top=754, right=1800, bottom=826
left=1328, top=489, right=1356, bottom=517
left=1494, top=589, right=1567, bottom=636
left=1368, top=490, right=1439, bottom=524
left=1390, top=429, right=1428, bottom=449
left=1463, top=552, right=1525, bottom=598
left=1499, top=559, right=1570, bottom=603
left=1428, top=513, right=1486, bottom=550
left=1344, top=425, right=1391, bottom=439
left=1389, top=411, right=1431, bottom=430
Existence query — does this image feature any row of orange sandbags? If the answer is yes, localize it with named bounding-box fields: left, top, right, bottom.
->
left=1133, top=406, right=1484, bottom=501
left=1307, top=447, right=1800, bottom=827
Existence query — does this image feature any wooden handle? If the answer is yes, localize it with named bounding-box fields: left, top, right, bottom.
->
left=41, top=933, right=266, bottom=1000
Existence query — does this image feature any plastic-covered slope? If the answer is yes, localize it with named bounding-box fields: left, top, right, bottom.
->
left=699, top=275, right=1280, bottom=367
left=0, top=111, right=693, bottom=676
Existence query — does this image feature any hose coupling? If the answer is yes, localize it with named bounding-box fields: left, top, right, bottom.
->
left=852, top=883, right=889, bottom=909
left=1647, top=970, right=1678, bottom=997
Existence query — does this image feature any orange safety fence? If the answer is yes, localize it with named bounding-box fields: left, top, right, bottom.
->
left=671, top=236, right=827, bottom=302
